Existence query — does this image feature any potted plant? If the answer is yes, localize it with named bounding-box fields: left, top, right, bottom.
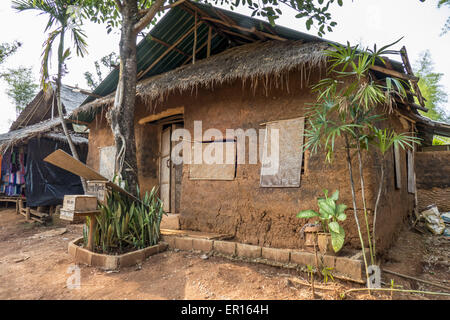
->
left=297, top=189, right=347, bottom=254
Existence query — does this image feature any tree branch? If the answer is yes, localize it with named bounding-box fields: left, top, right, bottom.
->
left=138, top=0, right=186, bottom=20
left=114, top=0, right=123, bottom=14
left=134, top=0, right=167, bottom=34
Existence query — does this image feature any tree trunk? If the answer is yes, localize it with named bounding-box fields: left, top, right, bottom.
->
left=355, top=139, right=374, bottom=266
left=372, top=157, right=384, bottom=261
left=109, top=2, right=140, bottom=196
left=56, top=28, right=86, bottom=192
left=344, top=135, right=370, bottom=287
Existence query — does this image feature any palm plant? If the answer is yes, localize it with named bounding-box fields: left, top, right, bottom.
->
left=305, top=39, right=419, bottom=284
left=12, top=0, right=88, bottom=190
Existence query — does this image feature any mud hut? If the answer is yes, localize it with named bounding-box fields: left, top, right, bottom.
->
left=0, top=84, right=89, bottom=222
left=72, top=1, right=442, bottom=254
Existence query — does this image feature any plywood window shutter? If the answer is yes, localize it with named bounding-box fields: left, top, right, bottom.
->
left=189, top=141, right=236, bottom=180
left=99, top=145, right=116, bottom=181
left=260, top=117, right=305, bottom=187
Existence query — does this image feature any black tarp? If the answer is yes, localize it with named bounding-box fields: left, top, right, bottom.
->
left=25, top=137, right=87, bottom=207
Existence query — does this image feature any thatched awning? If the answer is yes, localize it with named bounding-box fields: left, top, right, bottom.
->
left=0, top=118, right=88, bottom=153
left=73, top=40, right=329, bottom=117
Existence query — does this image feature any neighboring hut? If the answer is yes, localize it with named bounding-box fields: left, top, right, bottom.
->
left=0, top=84, right=89, bottom=222
left=72, top=1, right=441, bottom=253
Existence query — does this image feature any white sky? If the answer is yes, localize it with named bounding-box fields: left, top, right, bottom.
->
left=0, top=0, right=449, bottom=134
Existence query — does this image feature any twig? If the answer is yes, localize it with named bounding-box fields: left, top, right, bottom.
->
left=342, top=287, right=450, bottom=298
left=382, top=269, right=450, bottom=292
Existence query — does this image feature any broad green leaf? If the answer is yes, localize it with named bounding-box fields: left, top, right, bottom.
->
left=330, top=190, right=339, bottom=201
left=330, top=225, right=345, bottom=252
left=328, top=221, right=340, bottom=233
left=297, top=210, right=319, bottom=219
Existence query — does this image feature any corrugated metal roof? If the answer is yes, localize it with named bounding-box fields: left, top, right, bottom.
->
left=74, top=1, right=406, bottom=123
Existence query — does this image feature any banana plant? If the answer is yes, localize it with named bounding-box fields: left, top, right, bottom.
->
left=297, top=189, right=347, bottom=252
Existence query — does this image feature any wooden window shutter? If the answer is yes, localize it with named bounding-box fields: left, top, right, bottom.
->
left=260, top=117, right=305, bottom=187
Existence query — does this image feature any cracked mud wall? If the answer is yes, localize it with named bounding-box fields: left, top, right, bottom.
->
left=85, top=68, right=414, bottom=253
left=416, top=150, right=450, bottom=212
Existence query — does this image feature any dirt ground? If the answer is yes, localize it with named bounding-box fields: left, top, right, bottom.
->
left=0, top=207, right=448, bottom=300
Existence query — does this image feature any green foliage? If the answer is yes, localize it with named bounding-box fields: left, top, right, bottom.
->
left=81, top=0, right=342, bottom=37
left=371, top=126, right=421, bottom=155
left=0, top=41, right=21, bottom=65
left=12, top=0, right=88, bottom=88
left=413, top=50, right=449, bottom=123
left=438, top=0, right=450, bottom=35
left=321, top=266, right=334, bottom=283
left=92, top=181, right=166, bottom=254
left=297, top=189, right=347, bottom=252
left=1, top=67, right=39, bottom=115
left=84, top=52, right=119, bottom=90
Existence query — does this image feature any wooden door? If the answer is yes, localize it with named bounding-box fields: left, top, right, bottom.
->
left=160, top=127, right=171, bottom=212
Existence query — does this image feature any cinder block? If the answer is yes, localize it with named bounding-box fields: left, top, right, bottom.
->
left=290, top=251, right=315, bottom=267
left=236, top=243, right=262, bottom=259
left=214, top=240, right=236, bottom=256
left=143, top=245, right=159, bottom=258
left=163, top=236, right=176, bottom=248
left=119, top=250, right=145, bottom=267
left=261, top=247, right=290, bottom=263
left=160, top=214, right=180, bottom=230
left=322, top=254, right=336, bottom=269
left=157, top=242, right=169, bottom=253
left=335, top=257, right=364, bottom=282
left=175, top=237, right=194, bottom=251
left=75, top=247, right=92, bottom=265
left=192, top=238, right=213, bottom=252
left=68, top=242, right=78, bottom=258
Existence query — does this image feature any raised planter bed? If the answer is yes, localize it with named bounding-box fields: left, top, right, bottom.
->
left=68, top=237, right=168, bottom=270
left=162, top=234, right=366, bottom=284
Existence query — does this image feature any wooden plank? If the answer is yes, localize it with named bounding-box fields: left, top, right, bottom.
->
left=160, top=228, right=233, bottom=240
left=189, top=141, right=236, bottom=181
left=182, top=34, right=217, bottom=65
left=44, top=149, right=143, bottom=204
left=369, top=65, right=419, bottom=82
left=138, top=107, right=184, bottom=125
left=200, top=16, right=287, bottom=41
left=150, top=35, right=190, bottom=57
left=400, top=46, right=425, bottom=108
left=138, top=23, right=203, bottom=80
left=207, top=27, right=212, bottom=58
left=44, top=149, right=106, bottom=181
left=192, top=11, right=197, bottom=64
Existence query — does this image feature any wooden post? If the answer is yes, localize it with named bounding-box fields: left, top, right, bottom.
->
left=207, top=27, right=212, bottom=58
left=192, top=11, right=197, bottom=64
left=26, top=207, right=31, bottom=221
left=87, top=214, right=97, bottom=252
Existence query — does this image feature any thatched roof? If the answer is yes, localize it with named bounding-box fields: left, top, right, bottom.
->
left=10, top=83, right=89, bottom=131
left=0, top=118, right=88, bottom=153
left=73, top=40, right=329, bottom=116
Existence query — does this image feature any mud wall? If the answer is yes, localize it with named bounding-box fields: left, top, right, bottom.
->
left=86, top=67, right=415, bottom=253
left=86, top=106, right=159, bottom=195
left=141, top=68, right=413, bottom=253
left=415, top=150, right=450, bottom=212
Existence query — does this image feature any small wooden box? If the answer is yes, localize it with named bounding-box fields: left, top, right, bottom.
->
left=86, top=180, right=108, bottom=203
left=63, top=195, right=98, bottom=211
left=59, top=208, right=75, bottom=221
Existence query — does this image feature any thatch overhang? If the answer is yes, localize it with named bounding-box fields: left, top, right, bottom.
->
left=0, top=118, right=88, bottom=153
left=10, top=83, right=89, bottom=131
left=73, top=40, right=329, bottom=117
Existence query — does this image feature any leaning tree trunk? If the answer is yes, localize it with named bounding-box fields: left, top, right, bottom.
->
left=344, top=135, right=370, bottom=287
left=109, top=3, right=140, bottom=196
left=56, top=28, right=86, bottom=192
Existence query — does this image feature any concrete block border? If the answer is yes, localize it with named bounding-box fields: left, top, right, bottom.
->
left=162, top=235, right=365, bottom=284
left=68, top=237, right=168, bottom=270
